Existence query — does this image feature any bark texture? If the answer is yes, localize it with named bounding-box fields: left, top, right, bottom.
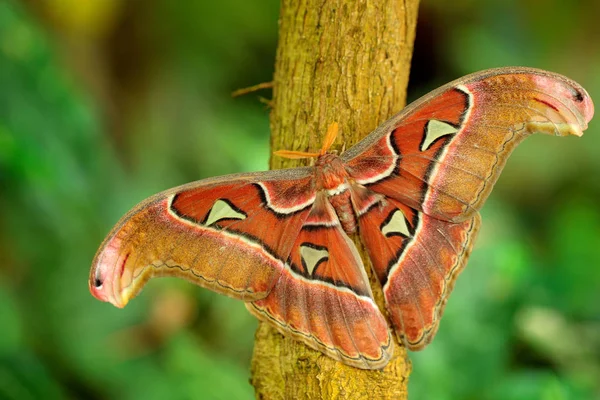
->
left=252, top=0, right=420, bottom=398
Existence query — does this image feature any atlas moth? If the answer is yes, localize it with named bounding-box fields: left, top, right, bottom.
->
left=89, top=67, right=594, bottom=369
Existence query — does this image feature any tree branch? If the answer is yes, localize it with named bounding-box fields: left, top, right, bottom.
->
left=252, top=0, right=420, bottom=398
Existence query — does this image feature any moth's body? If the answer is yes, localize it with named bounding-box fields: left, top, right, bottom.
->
left=89, top=67, right=593, bottom=369
left=314, top=152, right=360, bottom=234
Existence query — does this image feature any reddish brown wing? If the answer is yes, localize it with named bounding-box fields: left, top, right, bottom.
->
left=344, top=68, right=593, bottom=349
left=247, top=193, right=392, bottom=369
left=89, top=168, right=316, bottom=307
left=90, top=170, right=391, bottom=369
left=344, top=67, right=594, bottom=222
left=354, top=193, right=480, bottom=349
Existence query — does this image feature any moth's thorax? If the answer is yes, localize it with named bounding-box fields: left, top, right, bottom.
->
left=314, top=153, right=348, bottom=191
left=315, top=153, right=357, bottom=233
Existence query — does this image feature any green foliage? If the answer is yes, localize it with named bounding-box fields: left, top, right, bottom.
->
left=0, top=0, right=271, bottom=398
left=0, top=0, right=598, bottom=399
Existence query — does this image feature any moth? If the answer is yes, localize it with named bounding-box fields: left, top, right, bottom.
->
left=89, top=67, right=593, bottom=369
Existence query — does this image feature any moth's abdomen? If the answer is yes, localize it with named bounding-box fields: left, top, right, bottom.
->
left=329, top=190, right=357, bottom=234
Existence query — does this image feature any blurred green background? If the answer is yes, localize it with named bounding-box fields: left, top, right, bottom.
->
left=0, top=0, right=599, bottom=399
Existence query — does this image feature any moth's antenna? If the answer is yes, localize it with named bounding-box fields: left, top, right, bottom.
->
left=274, top=122, right=339, bottom=159
left=273, top=149, right=321, bottom=159
left=319, top=122, right=338, bottom=155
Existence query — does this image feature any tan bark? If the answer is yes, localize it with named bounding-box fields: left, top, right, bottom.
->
left=251, top=0, right=420, bottom=398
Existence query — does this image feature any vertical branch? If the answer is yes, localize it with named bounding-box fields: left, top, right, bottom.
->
left=252, top=0, right=420, bottom=398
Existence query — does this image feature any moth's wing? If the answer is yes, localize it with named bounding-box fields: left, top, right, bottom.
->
left=89, top=167, right=316, bottom=307
left=343, top=67, right=594, bottom=223
left=352, top=186, right=480, bottom=349
left=344, top=68, right=593, bottom=349
left=247, top=193, right=393, bottom=369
